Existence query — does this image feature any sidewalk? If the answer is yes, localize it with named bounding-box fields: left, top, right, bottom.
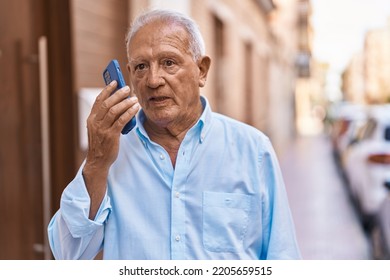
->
left=280, top=134, right=371, bottom=259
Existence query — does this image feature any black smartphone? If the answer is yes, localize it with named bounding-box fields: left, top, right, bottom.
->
left=103, top=59, right=136, bottom=134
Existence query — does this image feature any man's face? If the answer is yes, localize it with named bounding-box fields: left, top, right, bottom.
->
left=127, top=20, right=210, bottom=128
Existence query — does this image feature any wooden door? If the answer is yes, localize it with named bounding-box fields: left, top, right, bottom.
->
left=0, top=0, right=45, bottom=259
left=0, top=0, right=76, bottom=259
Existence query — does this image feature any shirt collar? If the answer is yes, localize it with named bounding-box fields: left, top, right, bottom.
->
left=135, top=95, right=212, bottom=144
left=197, top=96, right=211, bottom=143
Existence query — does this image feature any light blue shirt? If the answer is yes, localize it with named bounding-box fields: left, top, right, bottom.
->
left=48, top=96, right=301, bottom=260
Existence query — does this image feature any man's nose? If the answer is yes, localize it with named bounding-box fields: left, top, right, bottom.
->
left=146, top=65, right=165, bottom=88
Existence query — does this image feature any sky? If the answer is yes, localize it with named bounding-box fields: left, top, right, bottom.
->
left=310, top=0, right=390, bottom=100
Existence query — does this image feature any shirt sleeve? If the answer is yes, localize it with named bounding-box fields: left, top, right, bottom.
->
left=259, top=137, right=302, bottom=260
left=47, top=163, right=111, bottom=259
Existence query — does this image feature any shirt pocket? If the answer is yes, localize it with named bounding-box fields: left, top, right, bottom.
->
left=202, top=191, right=252, bottom=253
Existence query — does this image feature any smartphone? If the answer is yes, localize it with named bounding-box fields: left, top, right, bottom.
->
left=103, top=59, right=136, bottom=134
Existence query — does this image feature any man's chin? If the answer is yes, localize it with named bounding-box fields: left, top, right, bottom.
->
left=144, top=110, right=175, bottom=128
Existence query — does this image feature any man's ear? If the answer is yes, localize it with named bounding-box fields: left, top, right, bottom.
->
left=198, top=56, right=211, bottom=88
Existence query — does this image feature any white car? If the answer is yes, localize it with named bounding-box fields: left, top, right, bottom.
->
left=343, top=105, right=390, bottom=230
left=329, top=102, right=366, bottom=162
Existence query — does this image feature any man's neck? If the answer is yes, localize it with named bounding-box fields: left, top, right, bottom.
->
left=143, top=105, right=203, bottom=167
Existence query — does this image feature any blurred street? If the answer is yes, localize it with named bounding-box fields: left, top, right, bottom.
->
left=280, top=134, right=372, bottom=259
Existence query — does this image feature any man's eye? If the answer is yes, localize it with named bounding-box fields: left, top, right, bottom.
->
left=164, top=60, right=175, bottom=67
left=135, top=64, right=146, bottom=71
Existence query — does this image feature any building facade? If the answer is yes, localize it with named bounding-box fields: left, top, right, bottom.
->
left=342, top=18, right=390, bottom=105
left=342, top=52, right=365, bottom=104
left=364, top=22, right=390, bottom=104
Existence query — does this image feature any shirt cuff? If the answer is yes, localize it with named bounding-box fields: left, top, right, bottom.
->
left=60, top=164, right=111, bottom=238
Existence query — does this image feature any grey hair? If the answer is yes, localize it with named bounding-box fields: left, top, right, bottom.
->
left=125, top=9, right=206, bottom=61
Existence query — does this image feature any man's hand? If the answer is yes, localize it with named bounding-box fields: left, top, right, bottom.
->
left=82, top=80, right=140, bottom=219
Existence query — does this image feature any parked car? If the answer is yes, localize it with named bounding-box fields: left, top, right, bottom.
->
left=343, top=105, right=390, bottom=230
left=328, top=102, right=366, bottom=163
left=338, top=119, right=367, bottom=169
left=371, top=180, right=390, bottom=259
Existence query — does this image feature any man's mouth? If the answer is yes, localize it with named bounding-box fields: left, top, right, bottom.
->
left=149, top=96, right=170, bottom=102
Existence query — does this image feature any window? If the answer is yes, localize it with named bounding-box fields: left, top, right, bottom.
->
left=244, top=42, right=253, bottom=125
left=213, top=15, right=225, bottom=114
left=361, top=119, right=377, bottom=140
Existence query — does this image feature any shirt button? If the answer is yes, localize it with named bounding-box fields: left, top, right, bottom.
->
left=159, top=154, right=165, bottom=160
left=175, top=192, right=180, bottom=198
left=175, top=235, right=181, bottom=242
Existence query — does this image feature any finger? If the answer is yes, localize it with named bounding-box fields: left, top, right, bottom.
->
left=112, top=100, right=140, bottom=133
left=90, top=80, right=118, bottom=116
left=102, top=96, right=139, bottom=129
left=95, top=85, right=131, bottom=121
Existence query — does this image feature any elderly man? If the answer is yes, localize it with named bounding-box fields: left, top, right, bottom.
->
left=48, top=9, right=301, bottom=260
